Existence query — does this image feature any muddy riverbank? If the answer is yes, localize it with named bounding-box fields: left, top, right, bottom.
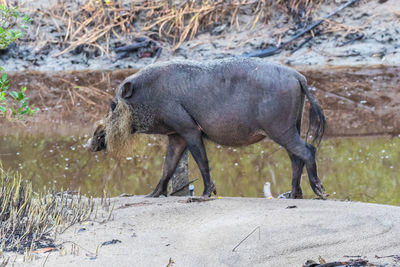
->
left=1, top=0, right=399, bottom=71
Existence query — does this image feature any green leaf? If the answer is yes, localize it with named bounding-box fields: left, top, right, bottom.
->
left=2, top=72, right=7, bottom=81
left=0, top=106, right=6, bottom=112
left=18, top=91, right=24, bottom=100
left=9, top=91, right=18, bottom=99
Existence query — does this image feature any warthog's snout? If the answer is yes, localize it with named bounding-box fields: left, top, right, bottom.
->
left=86, top=120, right=107, bottom=152
left=83, top=137, right=93, bottom=150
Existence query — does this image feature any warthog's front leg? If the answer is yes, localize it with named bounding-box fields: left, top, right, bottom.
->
left=146, top=134, right=186, bottom=197
left=160, top=104, right=216, bottom=197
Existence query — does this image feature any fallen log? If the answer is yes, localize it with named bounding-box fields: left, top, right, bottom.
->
left=114, top=37, right=161, bottom=62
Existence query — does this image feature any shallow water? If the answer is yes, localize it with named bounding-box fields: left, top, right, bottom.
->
left=1, top=133, right=399, bottom=205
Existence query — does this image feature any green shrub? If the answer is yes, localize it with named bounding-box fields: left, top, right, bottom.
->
left=0, top=4, right=36, bottom=118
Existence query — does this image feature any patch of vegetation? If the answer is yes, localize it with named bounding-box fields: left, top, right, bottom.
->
left=0, top=4, right=36, bottom=117
left=0, top=165, right=94, bottom=253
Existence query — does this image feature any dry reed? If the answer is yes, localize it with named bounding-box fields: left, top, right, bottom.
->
left=24, top=0, right=332, bottom=55
left=0, top=164, right=95, bottom=253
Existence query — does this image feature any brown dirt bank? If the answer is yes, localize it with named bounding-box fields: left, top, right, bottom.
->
left=1, top=66, right=399, bottom=138
left=0, top=0, right=399, bottom=71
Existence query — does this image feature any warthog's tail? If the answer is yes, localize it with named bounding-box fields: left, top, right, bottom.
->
left=298, top=75, right=326, bottom=147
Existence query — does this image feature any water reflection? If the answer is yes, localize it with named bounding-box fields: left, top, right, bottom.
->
left=1, top=133, right=399, bottom=205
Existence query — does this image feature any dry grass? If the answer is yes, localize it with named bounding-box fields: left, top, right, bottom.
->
left=22, top=0, right=329, bottom=55
left=0, top=165, right=95, bottom=253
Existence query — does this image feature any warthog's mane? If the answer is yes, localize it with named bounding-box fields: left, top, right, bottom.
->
left=105, top=98, right=135, bottom=158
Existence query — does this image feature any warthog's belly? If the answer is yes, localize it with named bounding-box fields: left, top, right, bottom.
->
left=203, top=132, right=266, bottom=147
left=198, top=114, right=267, bottom=147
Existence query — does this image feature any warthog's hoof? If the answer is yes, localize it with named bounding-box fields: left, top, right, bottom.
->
left=290, top=189, right=303, bottom=199
left=202, top=183, right=217, bottom=197
left=314, top=183, right=327, bottom=200
left=145, top=187, right=167, bottom=198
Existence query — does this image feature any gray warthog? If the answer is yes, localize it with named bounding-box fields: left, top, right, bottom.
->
left=86, top=58, right=326, bottom=199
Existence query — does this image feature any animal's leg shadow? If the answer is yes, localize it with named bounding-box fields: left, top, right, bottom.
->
left=146, top=134, right=186, bottom=198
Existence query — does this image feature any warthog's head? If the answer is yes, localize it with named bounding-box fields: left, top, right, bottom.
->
left=86, top=97, right=136, bottom=158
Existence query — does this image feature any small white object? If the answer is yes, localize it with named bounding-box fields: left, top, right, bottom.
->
left=189, top=184, right=195, bottom=196
left=263, top=182, right=273, bottom=199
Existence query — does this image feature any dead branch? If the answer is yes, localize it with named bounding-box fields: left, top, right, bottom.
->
left=232, top=226, right=260, bottom=252
left=170, top=178, right=198, bottom=196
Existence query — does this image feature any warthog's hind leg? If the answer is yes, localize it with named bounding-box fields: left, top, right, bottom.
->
left=287, top=152, right=304, bottom=199
left=270, top=127, right=327, bottom=199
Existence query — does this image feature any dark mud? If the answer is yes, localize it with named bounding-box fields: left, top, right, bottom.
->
left=1, top=0, right=399, bottom=71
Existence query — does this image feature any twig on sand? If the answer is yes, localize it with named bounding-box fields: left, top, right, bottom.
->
left=169, top=178, right=198, bottom=196
left=375, top=254, right=400, bottom=261
left=166, top=257, right=175, bottom=267
left=182, top=197, right=216, bottom=203
left=42, top=252, right=51, bottom=267
left=232, top=226, right=260, bottom=252
left=243, top=0, right=361, bottom=58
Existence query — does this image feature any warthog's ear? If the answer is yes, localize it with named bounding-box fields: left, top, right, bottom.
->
left=120, top=81, right=134, bottom=99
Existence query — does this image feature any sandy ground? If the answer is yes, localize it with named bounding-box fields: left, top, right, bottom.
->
left=8, top=197, right=400, bottom=267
